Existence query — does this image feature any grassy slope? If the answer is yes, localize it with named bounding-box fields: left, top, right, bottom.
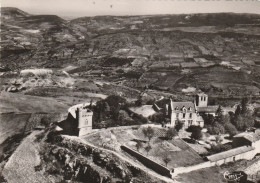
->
left=0, top=91, right=68, bottom=113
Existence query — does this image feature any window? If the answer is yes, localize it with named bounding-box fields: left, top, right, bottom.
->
left=204, top=97, right=206, bottom=101
left=189, top=113, right=192, bottom=118
left=201, top=96, right=203, bottom=101
left=183, top=113, right=186, bottom=118
left=176, top=113, right=179, bottom=118
left=188, top=120, right=193, bottom=126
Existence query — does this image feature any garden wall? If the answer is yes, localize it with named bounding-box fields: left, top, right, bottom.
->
left=121, top=145, right=172, bottom=177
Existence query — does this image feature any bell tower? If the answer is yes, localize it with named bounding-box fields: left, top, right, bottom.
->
left=76, top=107, right=93, bottom=137
left=196, top=93, right=208, bottom=107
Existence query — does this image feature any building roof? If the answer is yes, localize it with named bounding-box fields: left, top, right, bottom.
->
left=197, top=105, right=219, bottom=113
left=197, top=93, right=208, bottom=97
left=206, top=146, right=254, bottom=162
left=234, top=131, right=260, bottom=143
left=170, top=101, right=196, bottom=113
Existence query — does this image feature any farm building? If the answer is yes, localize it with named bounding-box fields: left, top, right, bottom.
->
left=232, top=130, right=260, bottom=151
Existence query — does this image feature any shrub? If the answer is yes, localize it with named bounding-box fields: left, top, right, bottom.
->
left=224, top=122, right=238, bottom=137
left=190, top=127, right=202, bottom=140
left=166, top=128, right=178, bottom=140
left=175, top=120, right=184, bottom=132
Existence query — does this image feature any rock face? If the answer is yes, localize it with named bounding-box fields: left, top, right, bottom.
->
left=37, top=132, right=164, bottom=183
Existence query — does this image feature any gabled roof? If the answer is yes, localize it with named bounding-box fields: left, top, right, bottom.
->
left=206, top=146, right=254, bottom=162
left=234, top=130, right=260, bottom=143
left=169, top=101, right=196, bottom=113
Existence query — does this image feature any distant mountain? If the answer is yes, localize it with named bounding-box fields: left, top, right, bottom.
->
left=1, top=7, right=260, bottom=74
left=1, top=7, right=30, bottom=18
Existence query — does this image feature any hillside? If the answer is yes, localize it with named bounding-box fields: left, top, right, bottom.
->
left=1, top=7, right=260, bottom=182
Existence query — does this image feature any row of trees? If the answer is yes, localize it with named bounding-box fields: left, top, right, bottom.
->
left=203, top=98, right=255, bottom=137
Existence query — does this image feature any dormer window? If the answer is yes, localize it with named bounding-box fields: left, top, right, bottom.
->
left=175, top=107, right=179, bottom=110
left=182, top=106, right=187, bottom=113
left=188, top=107, right=192, bottom=111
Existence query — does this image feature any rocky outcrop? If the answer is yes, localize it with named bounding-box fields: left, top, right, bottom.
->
left=38, top=132, right=163, bottom=183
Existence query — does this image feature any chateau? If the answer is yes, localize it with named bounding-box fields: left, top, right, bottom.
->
left=165, top=93, right=217, bottom=129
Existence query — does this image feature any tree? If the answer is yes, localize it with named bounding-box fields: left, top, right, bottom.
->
left=233, top=115, right=245, bottom=131
left=224, top=122, right=238, bottom=137
left=166, top=128, right=178, bottom=140
left=175, top=120, right=184, bottom=132
left=145, top=144, right=152, bottom=156
left=149, top=112, right=164, bottom=123
left=142, top=127, right=155, bottom=141
left=190, top=127, right=202, bottom=140
left=201, top=113, right=214, bottom=125
left=207, top=122, right=225, bottom=135
left=235, top=105, right=241, bottom=116
left=136, top=141, right=143, bottom=152
left=162, top=154, right=171, bottom=167
left=241, top=97, right=249, bottom=114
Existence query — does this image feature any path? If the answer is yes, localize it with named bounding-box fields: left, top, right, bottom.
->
left=65, top=135, right=177, bottom=183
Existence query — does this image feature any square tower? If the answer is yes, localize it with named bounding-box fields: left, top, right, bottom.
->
left=76, top=107, right=93, bottom=137
left=196, top=93, right=208, bottom=107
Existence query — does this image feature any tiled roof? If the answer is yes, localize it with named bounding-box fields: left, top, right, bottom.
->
left=206, top=146, right=254, bottom=162
left=170, top=101, right=196, bottom=113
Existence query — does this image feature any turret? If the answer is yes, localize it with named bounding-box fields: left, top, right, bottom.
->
left=76, top=107, right=93, bottom=137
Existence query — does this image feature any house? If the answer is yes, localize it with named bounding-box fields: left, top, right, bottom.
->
left=166, top=99, right=204, bottom=129
left=165, top=93, right=223, bottom=129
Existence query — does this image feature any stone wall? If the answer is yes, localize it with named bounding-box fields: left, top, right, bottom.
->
left=121, top=145, right=172, bottom=177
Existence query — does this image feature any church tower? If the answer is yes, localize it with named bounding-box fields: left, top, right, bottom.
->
left=196, top=93, right=208, bottom=107
left=76, top=106, right=93, bottom=137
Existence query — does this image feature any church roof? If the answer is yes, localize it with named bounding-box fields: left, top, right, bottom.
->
left=197, top=105, right=219, bottom=113
left=170, top=101, right=196, bottom=113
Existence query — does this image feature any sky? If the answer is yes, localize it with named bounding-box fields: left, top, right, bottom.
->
left=1, top=0, right=260, bottom=17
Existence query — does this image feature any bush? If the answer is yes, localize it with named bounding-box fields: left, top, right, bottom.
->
left=187, top=125, right=201, bottom=133
left=175, top=120, right=184, bottom=132
left=166, top=128, right=178, bottom=140
left=224, top=122, right=238, bottom=137
left=190, top=128, right=202, bottom=140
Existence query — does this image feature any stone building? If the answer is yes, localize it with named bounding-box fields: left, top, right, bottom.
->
left=76, top=106, right=93, bottom=137
left=58, top=103, right=93, bottom=137
left=165, top=93, right=222, bottom=129
left=166, top=99, right=204, bottom=129
left=232, top=130, right=260, bottom=151
left=195, top=93, right=218, bottom=116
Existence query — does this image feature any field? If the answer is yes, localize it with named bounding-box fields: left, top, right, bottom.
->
left=0, top=91, right=68, bottom=114
left=85, top=125, right=204, bottom=169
